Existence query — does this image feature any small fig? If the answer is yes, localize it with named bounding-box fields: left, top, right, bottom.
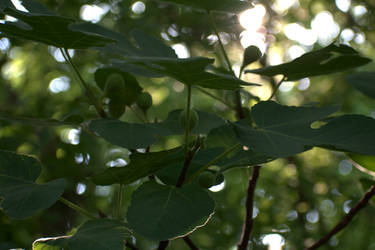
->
left=104, top=73, right=125, bottom=100
left=136, top=92, right=153, bottom=112
left=241, top=45, right=262, bottom=69
left=179, top=108, right=199, bottom=131
left=108, top=99, right=126, bottom=119
left=198, top=171, right=216, bottom=189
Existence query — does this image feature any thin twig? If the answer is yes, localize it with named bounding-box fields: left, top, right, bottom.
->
left=116, top=184, right=124, bottom=219
left=59, top=197, right=97, bottom=220
left=157, top=240, right=169, bottom=250
left=268, top=75, right=286, bottom=100
left=207, top=11, right=244, bottom=119
left=60, top=48, right=106, bottom=118
left=184, top=85, right=192, bottom=156
left=238, top=166, right=261, bottom=250
left=306, top=185, right=375, bottom=250
left=129, top=106, right=147, bottom=123
left=194, top=86, right=234, bottom=109
left=183, top=236, right=199, bottom=250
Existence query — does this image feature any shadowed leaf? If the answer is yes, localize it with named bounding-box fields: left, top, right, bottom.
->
left=346, top=72, right=375, bottom=99
left=127, top=181, right=215, bottom=240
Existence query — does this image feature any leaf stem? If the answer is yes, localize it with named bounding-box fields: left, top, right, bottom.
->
left=176, top=137, right=201, bottom=187
left=59, top=197, right=97, bottom=220
left=207, top=11, right=244, bottom=119
left=60, top=48, right=106, bottom=118
left=305, top=185, right=375, bottom=250
left=183, top=236, right=199, bottom=250
left=185, top=143, right=241, bottom=184
left=237, top=165, right=261, bottom=250
left=129, top=106, right=148, bottom=123
left=268, top=75, right=286, bottom=100
left=195, top=86, right=234, bottom=109
left=184, top=84, right=192, bottom=156
left=116, top=184, right=124, bottom=219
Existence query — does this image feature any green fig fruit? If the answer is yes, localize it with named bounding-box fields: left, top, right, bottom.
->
left=179, top=108, right=199, bottom=131
left=241, top=45, right=262, bottom=69
left=108, top=99, right=126, bottom=119
left=136, top=92, right=153, bottom=112
left=198, top=171, right=216, bottom=189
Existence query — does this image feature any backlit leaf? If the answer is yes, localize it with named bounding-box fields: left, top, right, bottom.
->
left=127, top=181, right=215, bottom=240
left=246, top=44, right=371, bottom=80
left=0, top=8, right=114, bottom=49
left=33, top=219, right=130, bottom=250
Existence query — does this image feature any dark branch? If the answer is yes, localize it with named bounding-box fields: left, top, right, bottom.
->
left=306, top=185, right=375, bottom=250
left=176, top=138, right=201, bottom=187
left=157, top=240, right=169, bottom=250
left=125, top=241, right=139, bottom=250
left=183, top=236, right=199, bottom=250
left=237, top=165, right=261, bottom=250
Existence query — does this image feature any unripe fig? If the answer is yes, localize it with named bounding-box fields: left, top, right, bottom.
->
left=241, top=45, right=262, bottom=69
left=179, top=108, right=199, bottom=131
left=108, top=99, right=126, bottom=119
left=136, top=92, right=153, bottom=112
left=198, top=171, right=216, bottom=189
left=104, top=73, right=125, bottom=100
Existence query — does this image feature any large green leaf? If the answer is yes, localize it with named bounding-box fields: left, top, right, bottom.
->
left=89, top=119, right=169, bottom=149
left=0, top=150, right=66, bottom=219
left=153, top=0, right=252, bottom=13
left=309, top=115, right=375, bottom=155
left=112, top=57, right=258, bottom=90
left=346, top=72, right=375, bottom=99
left=235, top=101, right=375, bottom=158
left=234, top=101, right=339, bottom=158
left=127, top=181, right=215, bottom=240
left=91, top=147, right=184, bottom=186
left=205, top=125, right=275, bottom=171
left=33, top=219, right=130, bottom=250
left=246, top=44, right=371, bottom=80
left=89, top=109, right=225, bottom=149
left=0, top=8, right=114, bottom=49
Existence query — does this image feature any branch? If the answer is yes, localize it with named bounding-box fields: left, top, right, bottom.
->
left=176, top=138, right=201, bottom=187
left=157, top=240, right=169, bottom=250
left=59, top=197, right=97, bottom=220
left=267, top=75, right=286, bottom=100
left=306, top=185, right=375, bottom=250
left=237, top=166, right=261, bottom=250
left=183, top=236, right=199, bottom=250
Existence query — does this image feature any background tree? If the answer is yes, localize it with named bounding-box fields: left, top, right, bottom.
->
left=0, top=0, right=375, bottom=249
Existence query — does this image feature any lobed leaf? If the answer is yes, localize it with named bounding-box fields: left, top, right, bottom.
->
left=33, top=219, right=130, bottom=250
left=153, top=0, right=252, bottom=14
left=113, top=57, right=257, bottom=90
left=0, top=150, right=66, bottom=219
left=127, top=181, right=215, bottom=240
left=346, top=72, right=375, bottom=99
left=0, top=8, right=115, bottom=49
left=246, top=44, right=371, bottom=80
left=91, top=147, right=184, bottom=186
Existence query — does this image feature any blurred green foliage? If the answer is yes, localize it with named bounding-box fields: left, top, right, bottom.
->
left=1, top=0, right=375, bottom=249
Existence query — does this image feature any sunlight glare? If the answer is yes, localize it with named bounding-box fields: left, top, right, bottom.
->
left=10, top=0, right=28, bottom=12
left=239, top=4, right=267, bottom=52
left=49, top=76, right=70, bottom=93
left=131, top=1, right=146, bottom=14
left=283, top=23, right=317, bottom=46
left=273, top=0, right=298, bottom=13
left=288, top=45, right=306, bottom=59
left=311, top=11, right=340, bottom=45
left=172, top=43, right=190, bottom=58
left=80, top=4, right=110, bottom=23
left=262, top=234, right=285, bottom=250
left=335, top=0, right=351, bottom=12
left=209, top=180, right=225, bottom=192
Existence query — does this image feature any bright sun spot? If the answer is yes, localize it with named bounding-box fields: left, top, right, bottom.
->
left=283, top=23, right=317, bottom=46
left=80, top=4, right=110, bottom=23
left=239, top=4, right=267, bottom=52
left=262, top=234, right=285, bottom=250
left=311, top=11, right=340, bottom=46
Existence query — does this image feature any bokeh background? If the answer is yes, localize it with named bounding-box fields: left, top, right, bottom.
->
left=1, top=0, right=375, bottom=249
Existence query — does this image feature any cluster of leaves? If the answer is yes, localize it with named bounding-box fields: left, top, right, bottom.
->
left=1, top=0, right=375, bottom=249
